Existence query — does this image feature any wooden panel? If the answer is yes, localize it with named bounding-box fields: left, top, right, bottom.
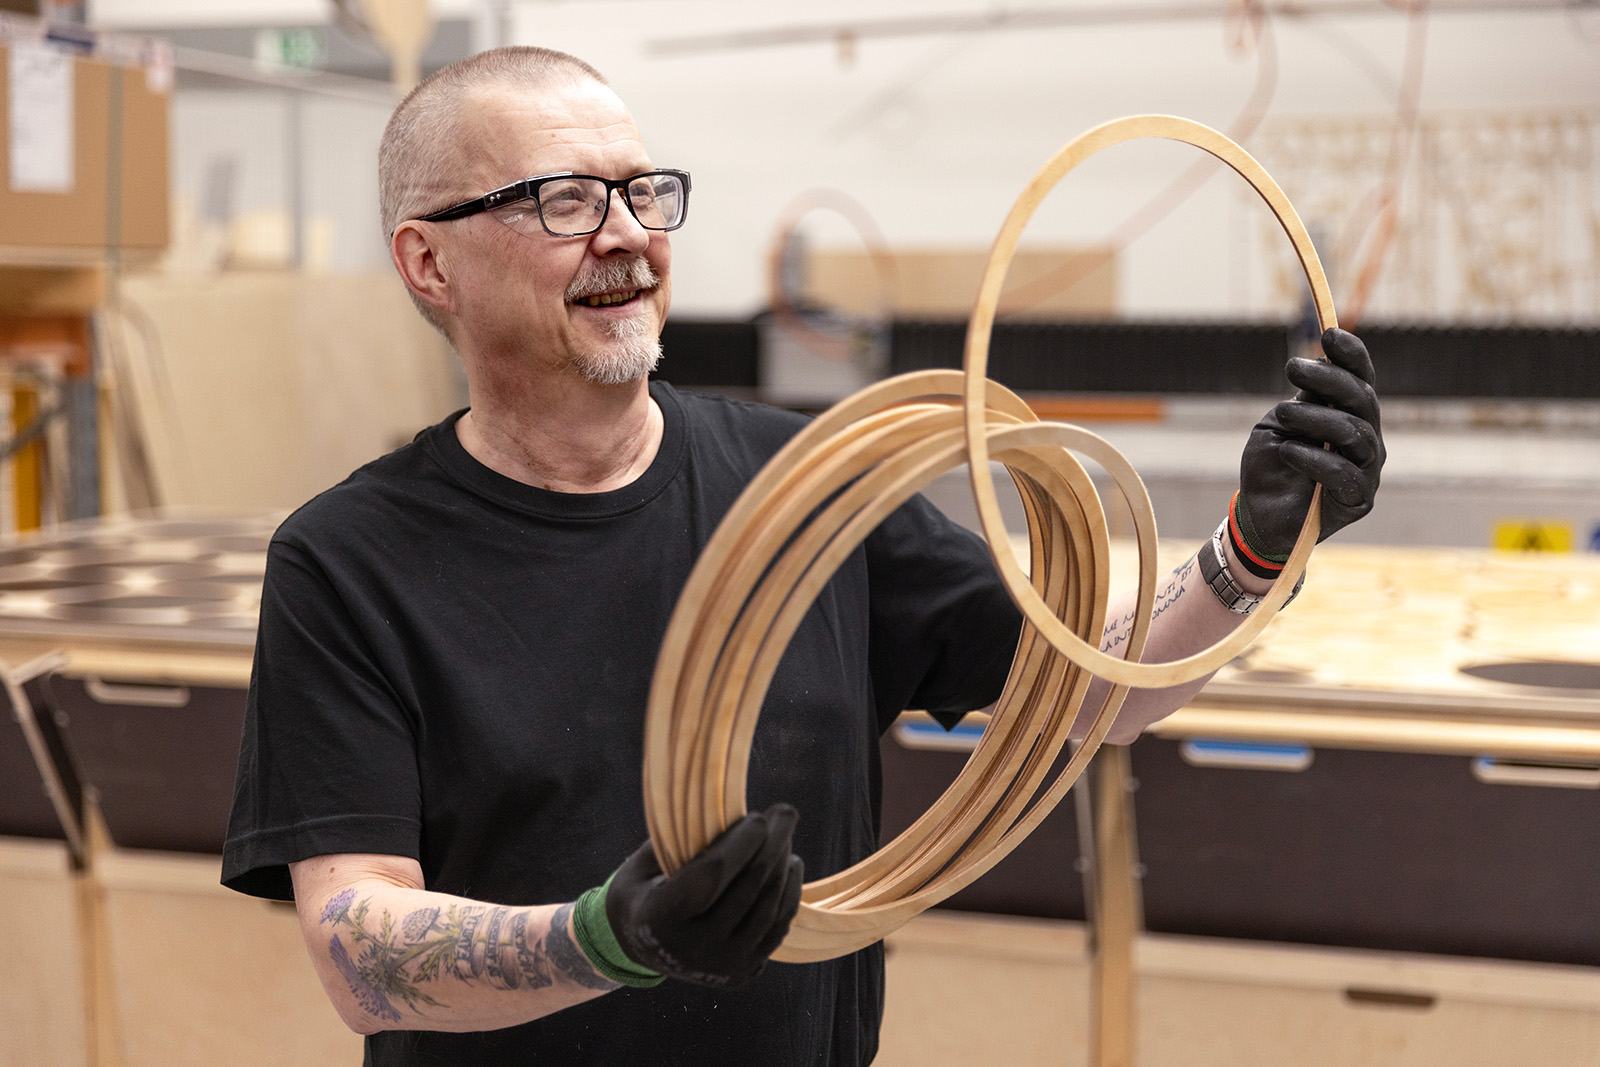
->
left=1151, top=707, right=1600, bottom=761
left=879, top=912, right=1092, bottom=1067
left=881, top=914, right=1600, bottom=1067
left=1091, top=747, right=1139, bottom=1067
left=1141, top=974, right=1600, bottom=1067
left=1138, top=935, right=1600, bottom=1067
left=1140, top=934, right=1600, bottom=1009
left=1199, top=542, right=1600, bottom=715
left=64, top=645, right=254, bottom=688
left=96, top=849, right=362, bottom=1067
left=111, top=272, right=460, bottom=511
left=806, top=247, right=1117, bottom=320
left=0, top=837, right=87, bottom=1067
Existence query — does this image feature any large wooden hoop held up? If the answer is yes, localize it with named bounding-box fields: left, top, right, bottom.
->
left=644, top=115, right=1337, bottom=963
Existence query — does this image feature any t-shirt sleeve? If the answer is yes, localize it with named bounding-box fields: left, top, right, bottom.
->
left=221, top=538, right=422, bottom=900
left=864, top=494, right=1024, bottom=734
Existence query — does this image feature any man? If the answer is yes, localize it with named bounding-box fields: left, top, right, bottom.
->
left=223, top=46, right=1383, bottom=1066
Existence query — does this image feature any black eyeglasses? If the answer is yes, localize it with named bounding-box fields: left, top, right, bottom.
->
left=415, top=169, right=691, bottom=238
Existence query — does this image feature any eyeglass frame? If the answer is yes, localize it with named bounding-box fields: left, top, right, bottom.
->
left=412, top=168, right=692, bottom=237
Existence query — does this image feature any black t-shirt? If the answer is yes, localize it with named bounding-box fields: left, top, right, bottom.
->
left=223, top=380, right=1021, bottom=1066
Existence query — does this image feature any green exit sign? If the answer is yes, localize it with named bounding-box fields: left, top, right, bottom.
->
left=254, top=28, right=326, bottom=70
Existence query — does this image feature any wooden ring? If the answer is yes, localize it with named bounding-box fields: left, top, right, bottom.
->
left=965, top=114, right=1332, bottom=690
left=643, top=116, right=1337, bottom=963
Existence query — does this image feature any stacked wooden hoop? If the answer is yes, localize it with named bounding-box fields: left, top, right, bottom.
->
left=644, top=116, right=1334, bottom=963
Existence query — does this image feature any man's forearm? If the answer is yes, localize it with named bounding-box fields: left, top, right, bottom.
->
left=292, top=860, right=619, bottom=1035
left=1077, top=537, right=1274, bottom=744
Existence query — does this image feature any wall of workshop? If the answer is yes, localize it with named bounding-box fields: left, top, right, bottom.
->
left=84, top=2, right=1600, bottom=510
left=164, top=91, right=394, bottom=275
left=512, top=3, right=1600, bottom=322
left=122, top=2, right=1600, bottom=323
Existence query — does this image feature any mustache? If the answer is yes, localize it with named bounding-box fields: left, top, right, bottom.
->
left=566, top=257, right=659, bottom=302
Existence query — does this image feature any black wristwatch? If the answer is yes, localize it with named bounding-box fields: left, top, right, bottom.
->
left=1198, top=523, right=1302, bottom=614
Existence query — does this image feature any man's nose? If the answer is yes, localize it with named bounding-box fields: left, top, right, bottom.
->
left=591, top=188, right=650, bottom=254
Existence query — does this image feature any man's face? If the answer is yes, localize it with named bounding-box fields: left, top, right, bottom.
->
left=437, top=79, right=673, bottom=386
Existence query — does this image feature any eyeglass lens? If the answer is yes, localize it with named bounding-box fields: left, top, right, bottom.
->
left=496, top=173, right=685, bottom=237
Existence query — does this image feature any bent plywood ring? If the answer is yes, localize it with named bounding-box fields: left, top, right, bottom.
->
left=644, top=115, right=1337, bottom=962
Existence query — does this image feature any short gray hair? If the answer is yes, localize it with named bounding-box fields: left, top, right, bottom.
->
left=379, top=47, right=607, bottom=333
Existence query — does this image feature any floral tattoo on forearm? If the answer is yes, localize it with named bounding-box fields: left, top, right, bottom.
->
left=318, top=890, right=619, bottom=1024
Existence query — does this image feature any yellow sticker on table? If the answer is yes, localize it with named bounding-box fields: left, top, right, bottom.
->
left=1493, top=520, right=1574, bottom=552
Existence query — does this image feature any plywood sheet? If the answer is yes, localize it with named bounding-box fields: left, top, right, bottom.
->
left=112, top=271, right=461, bottom=512
left=806, top=246, right=1117, bottom=320
left=0, top=837, right=86, bottom=1067
left=879, top=912, right=1092, bottom=1067
left=879, top=914, right=1600, bottom=1067
left=96, top=848, right=362, bottom=1067
left=1195, top=542, right=1600, bottom=719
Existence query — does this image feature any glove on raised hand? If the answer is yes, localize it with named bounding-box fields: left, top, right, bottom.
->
left=1232, top=327, right=1385, bottom=576
left=572, top=803, right=804, bottom=990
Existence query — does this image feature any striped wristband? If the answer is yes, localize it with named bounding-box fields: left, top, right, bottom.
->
left=1227, top=491, right=1292, bottom=581
left=571, top=875, right=665, bottom=988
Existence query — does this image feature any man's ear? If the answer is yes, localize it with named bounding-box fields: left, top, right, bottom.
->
left=391, top=221, right=454, bottom=319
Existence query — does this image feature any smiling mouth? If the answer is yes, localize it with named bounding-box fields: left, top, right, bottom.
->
left=574, top=289, right=642, bottom=308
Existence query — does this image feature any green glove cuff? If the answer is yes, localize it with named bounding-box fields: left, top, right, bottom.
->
left=571, top=875, right=665, bottom=988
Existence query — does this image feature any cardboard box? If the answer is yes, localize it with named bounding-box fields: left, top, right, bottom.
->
left=0, top=42, right=169, bottom=254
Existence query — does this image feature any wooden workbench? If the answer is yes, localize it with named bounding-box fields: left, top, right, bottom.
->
left=882, top=539, right=1600, bottom=1067
left=6, top=528, right=1599, bottom=1066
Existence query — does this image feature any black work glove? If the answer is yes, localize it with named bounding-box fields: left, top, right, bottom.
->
left=1232, top=327, right=1385, bottom=573
left=572, top=803, right=804, bottom=990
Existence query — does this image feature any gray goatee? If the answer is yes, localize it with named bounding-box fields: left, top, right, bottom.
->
left=567, top=257, right=664, bottom=387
